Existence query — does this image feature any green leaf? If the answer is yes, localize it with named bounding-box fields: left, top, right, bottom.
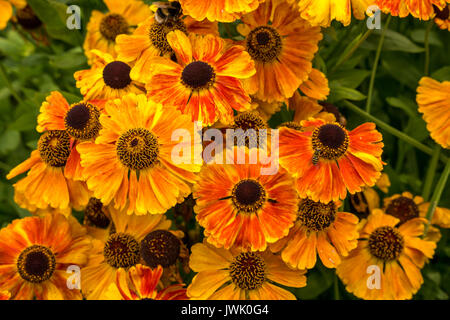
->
left=0, top=130, right=20, bottom=154
left=49, top=50, right=87, bottom=69
left=295, top=265, right=334, bottom=299
left=431, top=66, right=450, bottom=81
left=382, top=55, right=422, bottom=89
left=362, top=30, right=425, bottom=53
left=27, top=0, right=84, bottom=45
left=385, top=97, right=417, bottom=118
left=411, top=29, right=443, bottom=47
left=329, top=69, right=371, bottom=89
left=8, top=113, right=37, bottom=132
left=328, top=82, right=366, bottom=102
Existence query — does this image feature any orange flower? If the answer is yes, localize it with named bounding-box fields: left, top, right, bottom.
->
left=337, top=210, right=436, bottom=300
left=83, top=0, right=151, bottom=64
left=80, top=207, right=174, bottom=300
left=237, top=0, right=322, bottom=102
left=77, top=93, right=200, bottom=215
left=377, top=0, right=450, bottom=20
left=6, top=130, right=90, bottom=212
left=279, top=118, right=384, bottom=203
left=289, top=0, right=372, bottom=26
left=145, top=30, right=255, bottom=126
left=193, top=147, right=298, bottom=252
left=116, top=14, right=218, bottom=83
left=0, top=0, right=26, bottom=30
left=433, top=4, right=450, bottom=30
left=270, top=199, right=359, bottom=269
left=37, top=91, right=102, bottom=180
left=106, top=265, right=188, bottom=300
left=187, top=242, right=307, bottom=300
left=0, top=214, right=92, bottom=300
left=416, top=77, right=450, bottom=149
left=178, top=0, right=264, bottom=22
left=74, top=50, right=146, bottom=105
left=383, top=191, right=450, bottom=242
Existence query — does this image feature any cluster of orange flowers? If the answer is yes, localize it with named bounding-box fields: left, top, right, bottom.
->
left=1, top=0, right=449, bottom=301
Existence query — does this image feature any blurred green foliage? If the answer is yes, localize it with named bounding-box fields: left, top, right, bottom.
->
left=0, top=0, right=449, bottom=300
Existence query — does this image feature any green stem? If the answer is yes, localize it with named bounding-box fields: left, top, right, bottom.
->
left=331, top=29, right=374, bottom=73
left=424, top=159, right=450, bottom=236
left=0, top=63, right=23, bottom=105
left=422, top=145, right=441, bottom=201
left=342, top=100, right=448, bottom=163
left=334, top=276, right=340, bottom=300
left=424, top=21, right=433, bottom=76
left=366, top=15, right=392, bottom=114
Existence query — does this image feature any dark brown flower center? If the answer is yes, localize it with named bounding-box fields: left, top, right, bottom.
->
left=246, top=26, right=282, bottom=63
left=434, top=5, right=450, bottom=20
left=64, top=102, right=101, bottom=140
left=17, top=245, right=56, bottom=283
left=100, top=13, right=129, bottom=41
left=140, top=230, right=180, bottom=268
left=149, top=20, right=187, bottom=55
left=38, top=130, right=71, bottom=167
left=104, top=233, right=140, bottom=268
left=298, top=199, right=336, bottom=232
left=385, top=196, right=419, bottom=224
left=232, top=179, right=266, bottom=213
left=311, top=123, right=349, bottom=161
left=84, top=198, right=110, bottom=229
left=229, top=252, right=265, bottom=290
left=181, top=61, right=216, bottom=90
left=116, top=128, right=159, bottom=171
left=16, top=5, right=42, bottom=30
left=368, top=226, right=404, bottom=261
left=103, top=61, right=132, bottom=89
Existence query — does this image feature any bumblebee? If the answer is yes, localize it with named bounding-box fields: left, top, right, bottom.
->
left=312, top=148, right=321, bottom=166
left=152, top=1, right=183, bottom=24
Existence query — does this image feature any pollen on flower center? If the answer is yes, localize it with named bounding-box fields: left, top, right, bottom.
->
left=38, top=130, right=71, bottom=167
left=232, top=179, right=267, bottom=213
left=149, top=20, right=187, bottom=55
left=246, top=26, right=282, bottom=63
left=140, top=230, right=180, bottom=268
left=181, top=61, right=216, bottom=90
left=298, top=199, right=336, bottom=232
left=103, top=61, right=132, bottom=89
left=434, top=5, right=450, bottom=20
left=279, top=121, right=303, bottom=131
left=84, top=198, right=110, bottom=229
left=100, top=13, right=129, bottom=41
left=368, top=226, right=404, bottom=262
left=17, top=245, right=56, bottom=283
left=385, top=196, right=419, bottom=224
left=104, top=233, right=140, bottom=268
left=229, top=252, right=265, bottom=290
left=233, top=112, right=267, bottom=131
left=231, top=112, right=268, bottom=148
left=311, top=123, right=349, bottom=160
left=64, top=102, right=101, bottom=140
left=116, top=128, right=160, bottom=171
